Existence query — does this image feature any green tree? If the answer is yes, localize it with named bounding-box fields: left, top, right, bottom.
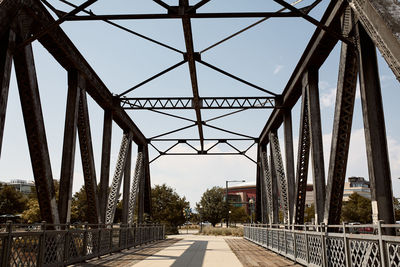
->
left=151, top=184, right=189, bottom=234
left=393, top=197, right=400, bottom=221
left=341, top=193, right=372, bottom=223
left=304, top=204, right=315, bottom=223
left=21, top=180, right=59, bottom=223
left=196, top=186, right=227, bottom=227
left=229, top=205, right=248, bottom=224
left=0, top=185, right=27, bottom=215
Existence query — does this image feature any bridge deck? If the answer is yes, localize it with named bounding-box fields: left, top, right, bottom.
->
left=73, top=234, right=300, bottom=267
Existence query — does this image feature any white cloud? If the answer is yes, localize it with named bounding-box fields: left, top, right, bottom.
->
left=273, top=65, right=284, bottom=75
left=320, top=87, right=337, bottom=108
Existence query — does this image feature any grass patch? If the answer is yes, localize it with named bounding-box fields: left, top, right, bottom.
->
left=200, top=226, right=243, bottom=237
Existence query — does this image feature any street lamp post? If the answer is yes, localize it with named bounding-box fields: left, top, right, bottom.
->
left=226, top=180, right=245, bottom=228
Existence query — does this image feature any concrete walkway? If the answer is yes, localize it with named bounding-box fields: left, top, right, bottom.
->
left=133, top=234, right=243, bottom=267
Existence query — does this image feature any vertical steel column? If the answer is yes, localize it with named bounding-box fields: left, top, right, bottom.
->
left=294, top=87, right=311, bottom=224
left=357, top=23, right=395, bottom=225
left=304, top=69, right=326, bottom=224
left=283, top=110, right=295, bottom=224
left=256, top=147, right=263, bottom=223
left=128, top=150, right=144, bottom=225
left=143, top=145, right=152, bottom=216
left=137, top=146, right=145, bottom=223
left=270, top=132, right=289, bottom=224
left=0, top=29, right=14, bottom=158
left=106, top=133, right=131, bottom=224
left=77, top=89, right=100, bottom=224
left=122, top=139, right=132, bottom=224
left=58, top=70, right=82, bottom=223
left=269, top=145, right=280, bottom=224
left=324, top=8, right=358, bottom=225
left=99, top=110, right=112, bottom=223
left=14, top=39, right=59, bottom=224
left=260, top=147, right=273, bottom=224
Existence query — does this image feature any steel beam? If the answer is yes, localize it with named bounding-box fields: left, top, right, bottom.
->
left=260, top=147, right=273, bottom=224
left=99, top=110, right=112, bottom=223
left=137, top=146, right=145, bottom=223
left=349, top=0, right=400, bottom=81
left=128, top=150, right=143, bottom=224
left=143, top=145, right=152, bottom=216
left=304, top=69, right=326, bottom=224
left=255, top=148, right=262, bottom=223
left=106, top=133, right=131, bottom=224
left=324, top=9, right=358, bottom=225
left=14, top=36, right=59, bottom=224
left=77, top=88, right=100, bottom=224
left=180, top=0, right=205, bottom=151
left=357, top=23, right=395, bottom=225
left=121, top=97, right=275, bottom=109
left=23, top=0, right=146, bottom=145
left=0, top=0, right=21, bottom=37
left=283, top=110, right=295, bottom=224
left=269, top=145, right=280, bottom=224
left=259, top=0, right=346, bottom=145
left=293, top=87, right=310, bottom=224
left=58, top=70, right=82, bottom=223
left=0, top=29, right=15, bottom=159
left=122, top=139, right=132, bottom=225
left=270, top=132, right=289, bottom=224
left=64, top=11, right=300, bottom=21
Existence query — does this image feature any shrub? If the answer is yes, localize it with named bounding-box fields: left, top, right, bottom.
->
left=200, top=226, right=243, bottom=237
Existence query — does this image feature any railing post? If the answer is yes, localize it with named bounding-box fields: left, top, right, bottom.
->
left=83, top=223, right=88, bottom=257
left=292, top=224, right=297, bottom=261
left=2, top=221, right=12, bottom=267
left=63, top=223, right=70, bottom=265
left=304, top=225, right=309, bottom=265
left=320, top=223, right=327, bottom=267
left=343, top=223, right=350, bottom=267
left=377, top=220, right=387, bottom=266
left=37, top=222, right=46, bottom=266
left=97, top=225, right=102, bottom=258
left=109, top=224, right=113, bottom=254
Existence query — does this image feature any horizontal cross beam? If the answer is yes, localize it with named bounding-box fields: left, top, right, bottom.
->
left=121, top=97, right=275, bottom=109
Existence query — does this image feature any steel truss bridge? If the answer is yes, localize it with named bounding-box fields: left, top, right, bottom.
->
left=0, top=0, right=400, bottom=266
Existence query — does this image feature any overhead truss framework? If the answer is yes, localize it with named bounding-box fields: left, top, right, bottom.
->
left=0, top=0, right=399, bottom=229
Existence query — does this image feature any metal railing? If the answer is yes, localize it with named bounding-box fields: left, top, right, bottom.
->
left=244, top=222, right=400, bottom=266
left=0, top=222, right=165, bottom=267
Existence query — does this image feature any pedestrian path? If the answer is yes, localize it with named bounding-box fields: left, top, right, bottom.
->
left=74, top=234, right=300, bottom=266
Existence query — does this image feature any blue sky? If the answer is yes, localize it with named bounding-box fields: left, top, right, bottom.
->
left=1, top=0, right=399, bottom=208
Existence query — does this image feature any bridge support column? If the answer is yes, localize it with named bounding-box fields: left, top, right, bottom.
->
left=0, top=29, right=14, bottom=159
left=58, top=70, right=82, bottom=223
left=304, top=69, right=326, bottom=224
left=357, top=23, right=395, bottom=225
left=77, top=88, right=101, bottom=224
left=324, top=8, right=358, bottom=225
left=294, top=87, right=311, bottom=224
left=283, top=110, right=295, bottom=224
left=260, top=146, right=273, bottom=224
left=99, top=110, right=113, bottom=223
left=122, top=140, right=132, bottom=224
left=14, top=36, right=59, bottom=224
left=269, top=143, right=280, bottom=224
left=143, top=144, right=152, bottom=217
left=128, top=150, right=143, bottom=224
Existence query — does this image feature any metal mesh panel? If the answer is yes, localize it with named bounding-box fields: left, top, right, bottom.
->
left=112, top=229, right=120, bottom=250
left=268, top=230, right=273, bottom=248
left=128, top=152, right=143, bottom=224
left=295, top=233, right=307, bottom=261
left=86, top=230, right=98, bottom=256
left=326, top=237, right=346, bottom=267
left=9, top=235, right=39, bottom=267
left=68, top=232, right=84, bottom=259
left=261, top=151, right=273, bottom=224
left=308, top=235, right=323, bottom=266
left=44, top=233, right=64, bottom=266
left=272, top=231, right=279, bottom=250
left=387, top=242, right=400, bottom=267
left=279, top=231, right=285, bottom=252
left=286, top=232, right=294, bottom=256
left=349, top=239, right=380, bottom=267
left=99, top=229, right=111, bottom=254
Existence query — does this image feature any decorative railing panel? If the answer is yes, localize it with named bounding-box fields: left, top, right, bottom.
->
left=0, top=223, right=164, bottom=267
left=244, top=223, right=400, bottom=267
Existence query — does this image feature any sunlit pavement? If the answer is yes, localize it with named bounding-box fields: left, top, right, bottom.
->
left=132, top=234, right=243, bottom=267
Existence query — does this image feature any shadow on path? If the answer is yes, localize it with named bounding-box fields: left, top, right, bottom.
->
left=171, top=240, right=208, bottom=267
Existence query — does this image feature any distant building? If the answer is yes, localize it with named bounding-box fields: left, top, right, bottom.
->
left=227, top=183, right=256, bottom=215
left=343, top=176, right=371, bottom=201
left=0, top=179, right=35, bottom=195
